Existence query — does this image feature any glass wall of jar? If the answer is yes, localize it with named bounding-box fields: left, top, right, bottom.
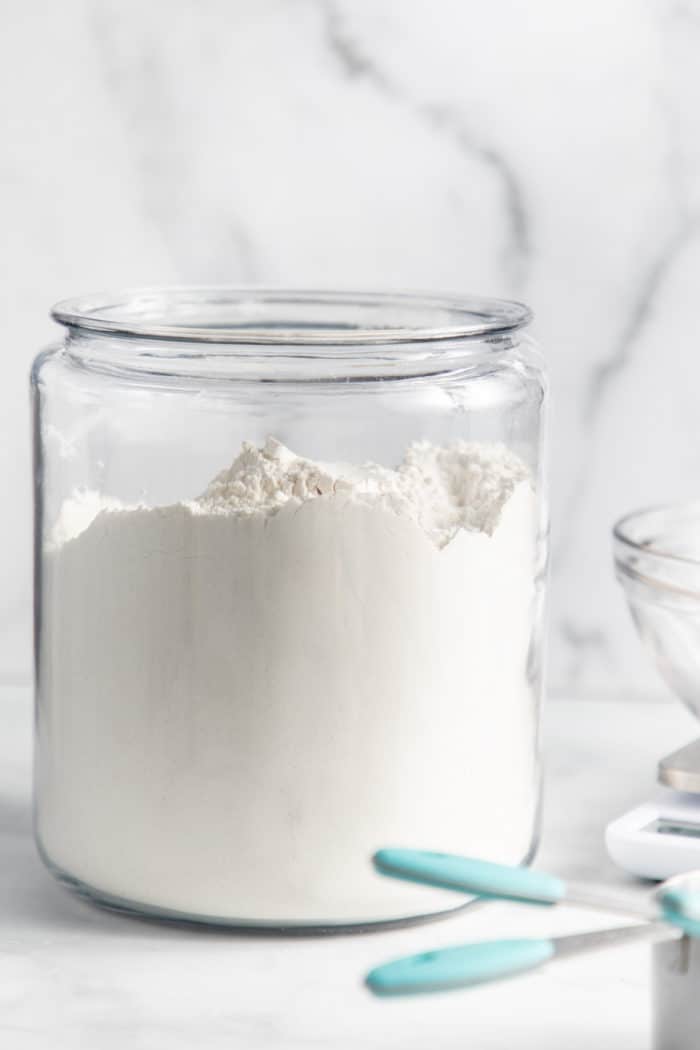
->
left=32, top=289, right=548, bottom=929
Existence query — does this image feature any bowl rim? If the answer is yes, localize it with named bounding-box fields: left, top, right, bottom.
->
left=613, top=499, right=700, bottom=570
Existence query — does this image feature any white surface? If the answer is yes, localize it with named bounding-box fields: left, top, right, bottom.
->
left=2, top=1, right=700, bottom=695
left=1, top=686, right=697, bottom=1049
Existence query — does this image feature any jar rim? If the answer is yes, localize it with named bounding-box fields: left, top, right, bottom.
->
left=51, top=287, right=532, bottom=347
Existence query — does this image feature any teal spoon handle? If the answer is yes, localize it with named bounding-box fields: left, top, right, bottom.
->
left=660, top=888, right=700, bottom=938
left=374, top=848, right=566, bottom=905
left=366, top=938, right=555, bottom=996
left=373, top=848, right=700, bottom=935
left=366, top=923, right=674, bottom=997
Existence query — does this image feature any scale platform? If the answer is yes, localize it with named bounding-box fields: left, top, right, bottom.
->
left=658, top=738, right=700, bottom=794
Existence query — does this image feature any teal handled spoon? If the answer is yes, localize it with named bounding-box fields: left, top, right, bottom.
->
left=366, top=923, right=676, bottom=997
left=373, top=848, right=700, bottom=928
left=366, top=852, right=700, bottom=997
left=657, top=882, right=700, bottom=937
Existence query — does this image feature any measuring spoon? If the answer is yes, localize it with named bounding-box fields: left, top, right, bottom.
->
left=373, top=848, right=700, bottom=926
left=366, top=922, right=676, bottom=997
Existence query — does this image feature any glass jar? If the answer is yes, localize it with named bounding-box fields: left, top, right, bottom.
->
left=32, top=289, right=548, bottom=929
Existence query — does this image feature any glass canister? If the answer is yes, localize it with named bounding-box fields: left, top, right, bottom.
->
left=32, top=289, right=548, bottom=929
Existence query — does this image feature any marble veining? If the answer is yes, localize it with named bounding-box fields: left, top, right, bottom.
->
left=583, top=220, right=700, bottom=421
left=323, top=1, right=531, bottom=287
left=2, top=0, right=700, bottom=695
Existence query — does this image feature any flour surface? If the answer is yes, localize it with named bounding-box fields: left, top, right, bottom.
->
left=197, top=437, right=529, bottom=547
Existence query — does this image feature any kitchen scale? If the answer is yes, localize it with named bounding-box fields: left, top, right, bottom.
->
left=606, top=740, right=700, bottom=881
left=609, top=500, right=700, bottom=882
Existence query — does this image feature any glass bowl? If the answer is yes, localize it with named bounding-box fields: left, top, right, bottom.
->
left=614, top=502, right=700, bottom=721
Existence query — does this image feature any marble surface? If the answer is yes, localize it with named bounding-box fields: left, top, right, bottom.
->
left=2, top=1, right=700, bottom=695
left=1, top=685, right=697, bottom=1049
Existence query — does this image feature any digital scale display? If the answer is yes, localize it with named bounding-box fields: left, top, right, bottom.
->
left=647, top=818, right=700, bottom=840
left=607, top=797, right=700, bottom=879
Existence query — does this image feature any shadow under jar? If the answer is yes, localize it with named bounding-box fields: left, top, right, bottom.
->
left=32, top=289, right=548, bottom=930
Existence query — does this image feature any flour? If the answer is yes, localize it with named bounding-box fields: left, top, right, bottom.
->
left=37, top=439, right=540, bottom=925
left=197, top=437, right=529, bottom=547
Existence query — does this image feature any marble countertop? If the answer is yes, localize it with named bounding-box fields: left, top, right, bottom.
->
left=1, top=686, right=696, bottom=1049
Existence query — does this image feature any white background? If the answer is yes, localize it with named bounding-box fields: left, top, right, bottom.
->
left=2, top=0, right=700, bottom=696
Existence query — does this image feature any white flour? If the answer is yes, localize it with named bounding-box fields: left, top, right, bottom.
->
left=37, top=438, right=540, bottom=924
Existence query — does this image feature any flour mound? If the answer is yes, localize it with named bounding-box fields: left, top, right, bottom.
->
left=197, top=437, right=529, bottom=547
